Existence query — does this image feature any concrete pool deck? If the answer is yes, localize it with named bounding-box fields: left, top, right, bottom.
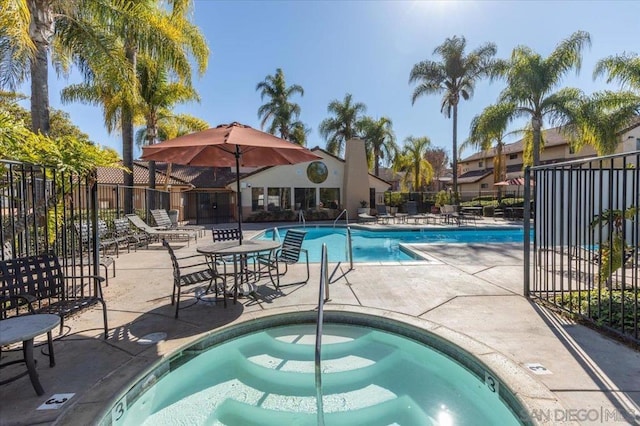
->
left=0, top=220, right=638, bottom=425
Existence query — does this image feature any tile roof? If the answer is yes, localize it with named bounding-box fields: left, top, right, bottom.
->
left=152, top=163, right=239, bottom=189
left=96, top=162, right=191, bottom=186
left=458, top=169, right=492, bottom=183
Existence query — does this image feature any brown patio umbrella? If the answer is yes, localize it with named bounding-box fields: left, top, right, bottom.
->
left=141, top=122, right=322, bottom=242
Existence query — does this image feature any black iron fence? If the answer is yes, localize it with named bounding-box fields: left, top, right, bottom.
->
left=525, top=151, right=639, bottom=343
left=95, top=184, right=169, bottom=225
left=374, top=190, right=524, bottom=214
left=0, top=160, right=102, bottom=275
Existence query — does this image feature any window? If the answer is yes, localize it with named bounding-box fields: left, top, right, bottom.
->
left=509, top=153, right=517, bottom=160
left=480, top=183, right=489, bottom=189
left=294, top=188, right=316, bottom=210
left=266, top=187, right=291, bottom=211
left=251, top=187, right=264, bottom=211
left=478, top=161, right=483, bottom=167
left=320, top=188, right=340, bottom=209
left=636, top=138, right=640, bottom=150
left=306, top=161, right=328, bottom=184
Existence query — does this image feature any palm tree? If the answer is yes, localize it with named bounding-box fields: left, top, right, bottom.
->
left=319, top=93, right=367, bottom=157
left=394, top=136, right=434, bottom=192
left=61, top=1, right=208, bottom=213
left=256, top=68, right=307, bottom=143
left=0, top=0, right=135, bottom=134
left=134, top=58, right=207, bottom=189
left=358, top=116, right=397, bottom=176
left=409, top=36, right=497, bottom=197
left=494, top=31, right=591, bottom=166
left=463, top=103, right=516, bottom=187
left=555, top=90, right=640, bottom=156
left=594, top=52, right=640, bottom=94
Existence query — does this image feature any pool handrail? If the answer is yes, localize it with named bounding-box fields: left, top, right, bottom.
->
left=298, top=209, right=306, bottom=227
left=315, top=243, right=329, bottom=425
left=271, top=227, right=282, bottom=242
left=333, top=209, right=349, bottom=227
left=346, top=226, right=353, bottom=270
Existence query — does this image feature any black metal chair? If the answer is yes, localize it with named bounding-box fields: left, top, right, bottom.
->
left=256, top=230, right=309, bottom=290
left=162, top=239, right=226, bottom=318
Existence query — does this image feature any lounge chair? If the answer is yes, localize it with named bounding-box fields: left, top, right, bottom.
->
left=405, top=201, right=429, bottom=224
left=375, top=205, right=394, bottom=224
left=125, top=214, right=197, bottom=246
left=256, top=229, right=309, bottom=290
left=113, top=217, right=150, bottom=250
left=358, top=213, right=377, bottom=223
left=150, top=209, right=205, bottom=237
left=162, top=239, right=226, bottom=317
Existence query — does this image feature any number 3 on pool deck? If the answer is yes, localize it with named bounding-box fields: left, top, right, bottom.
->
left=484, top=372, right=499, bottom=396
left=112, top=398, right=127, bottom=424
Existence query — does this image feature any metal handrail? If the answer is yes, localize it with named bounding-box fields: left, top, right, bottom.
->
left=315, top=243, right=328, bottom=426
left=333, top=209, right=349, bottom=227
left=298, top=210, right=306, bottom=227
left=346, top=226, right=353, bottom=271
left=272, top=227, right=282, bottom=242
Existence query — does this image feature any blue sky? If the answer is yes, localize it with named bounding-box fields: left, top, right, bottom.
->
left=36, top=0, right=640, bottom=161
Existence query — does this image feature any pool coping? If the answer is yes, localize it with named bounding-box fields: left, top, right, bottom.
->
left=81, top=305, right=566, bottom=426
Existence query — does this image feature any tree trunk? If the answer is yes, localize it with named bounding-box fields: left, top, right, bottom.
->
left=452, top=103, right=458, bottom=201
left=122, top=45, right=137, bottom=214
left=146, top=118, right=157, bottom=190
left=27, top=0, right=55, bottom=135
left=374, top=148, right=380, bottom=176
left=532, top=116, right=542, bottom=166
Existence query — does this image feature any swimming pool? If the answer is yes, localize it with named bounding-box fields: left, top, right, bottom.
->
left=258, top=226, right=528, bottom=262
left=105, top=311, right=527, bottom=425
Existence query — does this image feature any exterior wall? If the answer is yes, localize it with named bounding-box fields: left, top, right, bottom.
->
left=237, top=151, right=345, bottom=219
left=230, top=147, right=391, bottom=220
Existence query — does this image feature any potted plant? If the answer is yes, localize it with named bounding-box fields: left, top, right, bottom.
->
left=357, top=200, right=369, bottom=215
left=434, top=190, right=451, bottom=213
left=387, top=193, right=403, bottom=215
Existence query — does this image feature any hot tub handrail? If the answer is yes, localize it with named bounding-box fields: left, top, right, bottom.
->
left=315, top=243, right=329, bottom=426
left=333, top=209, right=349, bottom=227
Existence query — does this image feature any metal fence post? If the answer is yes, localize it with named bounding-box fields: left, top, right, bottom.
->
left=523, top=167, right=532, bottom=297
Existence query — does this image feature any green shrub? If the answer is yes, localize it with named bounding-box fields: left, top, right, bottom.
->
left=554, top=289, right=639, bottom=334
left=435, top=190, right=451, bottom=206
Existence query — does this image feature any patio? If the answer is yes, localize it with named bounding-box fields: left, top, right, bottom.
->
left=0, top=222, right=639, bottom=425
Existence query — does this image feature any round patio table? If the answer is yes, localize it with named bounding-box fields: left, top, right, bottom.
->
left=0, top=314, right=60, bottom=396
left=197, top=240, right=281, bottom=300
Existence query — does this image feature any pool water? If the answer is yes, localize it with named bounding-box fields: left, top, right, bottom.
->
left=259, top=227, right=527, bottom=262
left=116, top=323, right=522, bottom=425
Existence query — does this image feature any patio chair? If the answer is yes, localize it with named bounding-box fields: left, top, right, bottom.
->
left=150, top=209, right=205, bottom=237
left=440, top=205, right=460, bottom=225
left=256, top=229, right=309, bottom=290
left=212, top=228, right=242, bottom=242
left=125, top=214, right=197, bottom=246
left=375, top=205, right=394, bottom=224
left=162, top=239, right=226, bottom=317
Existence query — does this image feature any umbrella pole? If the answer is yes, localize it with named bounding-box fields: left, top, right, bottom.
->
left=235, top=145, right=243, bottom=243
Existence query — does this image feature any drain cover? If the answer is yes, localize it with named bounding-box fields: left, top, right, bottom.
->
left=137, top=332, right=167, bottom=345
